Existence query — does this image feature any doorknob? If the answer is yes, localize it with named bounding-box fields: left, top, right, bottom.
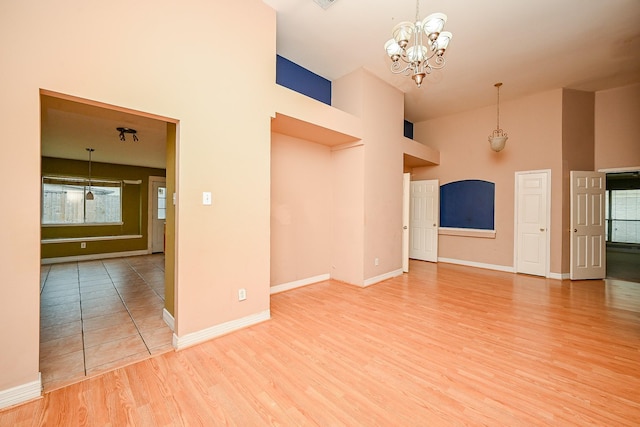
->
left=540, top=228, right=545, bottom=232
left=433, top=224, right=437, bottom=227
left=574, top=229, right=577, bottom=232
left=403, top=226, right=408, bottom=229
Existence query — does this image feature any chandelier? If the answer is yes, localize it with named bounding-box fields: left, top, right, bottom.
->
left=384, top=1, right=452, bottom=88
left=488, top=82, right=508, bottom=152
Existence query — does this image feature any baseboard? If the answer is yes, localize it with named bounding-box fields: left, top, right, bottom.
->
left=163, top=308, right=175, bottom=331
left=270, top=273, right=330, bottom=294
left=173, top=310, right=270, bottom=350
left=0, top=373, right=41, bottom=410
left=363, top=269, right=404, bottom=287
left=41, top=249, right=150, bottom=265
left=548, top=272, right=570, bottom=280
left=438, top=257, right=515, bottom=273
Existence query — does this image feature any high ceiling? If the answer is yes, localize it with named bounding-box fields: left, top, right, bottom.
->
left=265, top=0, right=640, bottom=123
left=41, top=1, right=640, bottom=168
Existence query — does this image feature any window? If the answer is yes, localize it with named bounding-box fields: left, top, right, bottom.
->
left=440, top=180, right=495, bottom=230
left=42, top=176, right=122, bottom=225
left=157, top=187, right=166, bottom=220
left=606, top=189, right=640, bottom=244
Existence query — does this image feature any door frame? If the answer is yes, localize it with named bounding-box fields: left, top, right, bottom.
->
left=402, top=173, right=410, bottom=272
left=514, top=169, right=551, bottom=277
left=148, top=176, right=167, bottom=253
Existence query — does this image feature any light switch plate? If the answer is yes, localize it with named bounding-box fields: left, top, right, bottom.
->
left=202, top=192, right=212, bottom=205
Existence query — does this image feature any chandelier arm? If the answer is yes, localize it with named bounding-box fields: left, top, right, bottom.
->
left=390, top=60, right=415, bottom=75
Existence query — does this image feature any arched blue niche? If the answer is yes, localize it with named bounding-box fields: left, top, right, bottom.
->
left=440, top=180, right=495, bottom=230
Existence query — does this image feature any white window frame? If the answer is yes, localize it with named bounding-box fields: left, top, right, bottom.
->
left=41, top=175, right=124, bottom=226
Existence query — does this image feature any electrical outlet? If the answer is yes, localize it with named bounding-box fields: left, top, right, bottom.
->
left=374, top=257, right=379, bottom=266
left=81, top=242, right=86, bottom=249
left=238, top=288, right=247, bottom=301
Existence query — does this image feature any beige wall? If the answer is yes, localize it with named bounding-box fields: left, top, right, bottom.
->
left=595, top=82, right=640, bottom=171
left=0, top=0, right=274, bottom=394
left=561, top=90, right=595, bottom=272
left=330, top=144, right=365, bottom=284
left=270, top=133, right=332, bottom=286
left=413, top=89, right=565, bottom=271
left=413, top=85, right=637, bottom=274
left=333, top=69, right=406, bottom=281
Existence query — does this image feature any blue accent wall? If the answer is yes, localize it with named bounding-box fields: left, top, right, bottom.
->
left=276, top=55, right=331, bottom=105
left=440, top=180, right=495, bottom=230
left=404, top=120, right=414, bottom=139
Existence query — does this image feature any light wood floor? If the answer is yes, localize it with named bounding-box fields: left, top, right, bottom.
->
left=3, top=260, right=640, bottom=425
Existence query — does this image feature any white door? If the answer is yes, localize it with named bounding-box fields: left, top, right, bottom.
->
left=515, top=172, right=549, bottom=276
left=151, top=179, right=167, bottom=253
left=570, top=171, right=606, bottom=280
left=402, top=173, right=410, bottom=272
left=409, top=180, right=439, bottom=262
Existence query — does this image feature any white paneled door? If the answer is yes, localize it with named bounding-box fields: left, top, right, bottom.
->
left=515, top=171, right=549, bottom=277
left=409, top=180, right=439, bottom=262
left=151, top=178, right=167, bottom=253
left=402, top=173, right=410, bottom=272
left=570, top=171, right=606, bottom=280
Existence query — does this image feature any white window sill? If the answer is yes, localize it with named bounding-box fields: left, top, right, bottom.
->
left=438, top=228, right=496, bottom=239
left=41, top=235, right=143, bottom=244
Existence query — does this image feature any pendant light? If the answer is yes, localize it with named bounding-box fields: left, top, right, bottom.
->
left=86, top=148, right=95, bottom=200
left=488, top=82, right=508, bottom=152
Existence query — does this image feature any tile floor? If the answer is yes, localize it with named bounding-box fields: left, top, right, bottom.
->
left=39, top=254, right=173, bottom=391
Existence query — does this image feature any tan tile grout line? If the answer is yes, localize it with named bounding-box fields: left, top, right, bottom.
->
left=76, top=261, right=88, bottom=376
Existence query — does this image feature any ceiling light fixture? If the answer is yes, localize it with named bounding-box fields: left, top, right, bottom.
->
left=384, top=0, right=452, bottom=88
left=86, top=148, right=95, bottom=200
left=117, top=127, right=139, bottom=142
left=488, top=82, right=508, bottom=152
left=312, top=0, right=338, bottom=10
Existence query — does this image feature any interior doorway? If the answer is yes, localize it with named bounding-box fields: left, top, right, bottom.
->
left=605, top=170, right=640, bottom=283
left=39, top=90, right=178, bottom=390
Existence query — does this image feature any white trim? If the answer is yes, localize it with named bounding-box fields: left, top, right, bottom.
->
left=597, top=166, right=640, bottom=173
left=173, top=310, right=270, bottom=350
left=363, top=269, right=403, bottom=287
left=270, top=274, right=330, bottom=294
left=548, top=272, right=569, bottom=280
left=41, top=235, right=142, bottom=244
left=0, top=373, right=41, bottom=410
left=438, top=257, right=515, bottom=273
left=163, top=308, right=175, bottom=331
left=438, top=227, right=496, bottom=239
left=41, top=249, right=149, bottom=265
left=514, top=170, right=552, bottom=278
